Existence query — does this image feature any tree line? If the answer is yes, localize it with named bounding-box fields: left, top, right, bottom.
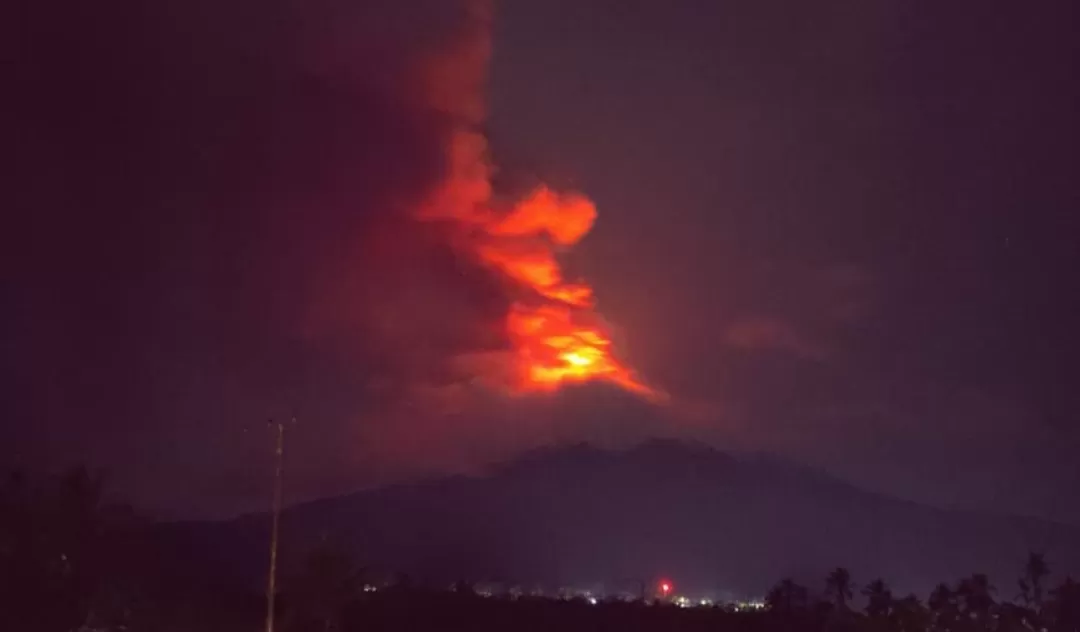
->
left=762, top=560, right=1080, bottom=631
left=3, top=467, right=1080, bottom=631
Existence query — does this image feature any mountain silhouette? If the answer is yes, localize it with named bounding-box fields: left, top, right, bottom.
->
left=154, top=439, right=1080, bottom=597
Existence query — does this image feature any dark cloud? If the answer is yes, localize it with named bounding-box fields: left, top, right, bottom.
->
left=490, top=0, right=1080, bottom=522
left=722, top=318, right=827, bottom=360
left=2, top=0, right=510, bottom=516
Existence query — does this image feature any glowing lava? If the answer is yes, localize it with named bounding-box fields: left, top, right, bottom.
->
left=467, top=185, right=659, bottom=399
left=415, top=2, right=660, bottom=401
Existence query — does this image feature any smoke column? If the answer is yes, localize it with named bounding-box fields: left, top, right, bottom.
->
left=413, top=1, right=662, bottom=402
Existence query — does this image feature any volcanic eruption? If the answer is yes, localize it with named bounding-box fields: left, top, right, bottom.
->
left=416, top=2, right=661, bottom=402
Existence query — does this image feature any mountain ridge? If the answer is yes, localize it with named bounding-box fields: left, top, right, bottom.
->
left=155, top=439, right=1080, bottom=597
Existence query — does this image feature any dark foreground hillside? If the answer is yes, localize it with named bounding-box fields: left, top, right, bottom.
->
left=5, top=457, right=1080, bottom=631
left=336, top=590, right=781, bottom=632
left=227, top=582, right=1080, bottom=632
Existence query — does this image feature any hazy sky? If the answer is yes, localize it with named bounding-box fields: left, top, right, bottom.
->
left=4, top=0, right=1078, bottom=521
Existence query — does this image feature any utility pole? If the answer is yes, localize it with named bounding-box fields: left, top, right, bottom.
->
left=264, top=418, right=291, bottom=632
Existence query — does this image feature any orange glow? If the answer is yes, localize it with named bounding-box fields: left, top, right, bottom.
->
left=487, top=187, right=596, bottom=245
left=415, top=17, right=660, bottom=400
left=506, top=302, right=656, bottom=398
left=476, top=186, right=658, bottom=399
left=426, top=164, right=660, bottom=399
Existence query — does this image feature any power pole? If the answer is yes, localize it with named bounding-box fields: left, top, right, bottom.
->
left=265, top=418, right=291, bottom=632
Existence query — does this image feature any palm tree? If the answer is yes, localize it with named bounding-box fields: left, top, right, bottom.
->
left=928, top=582, right=960, bottom=631
left=766, top=577, right=809, bottom=615
left=862, top=578, right=892, bottom=620
left=890, top=594, right=929, bottom=632
left=825, top=567, right=854, bottom=611
left=997, top=601, right=1036, bottom=632
left=1047, top=576, right=1080, bottom=631
left=957, top=573, right=996, bottom=628
left=1018, top=551, right=1049, bottom=610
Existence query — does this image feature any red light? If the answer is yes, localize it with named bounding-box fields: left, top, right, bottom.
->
left=660, top=582, right=672, bottom=594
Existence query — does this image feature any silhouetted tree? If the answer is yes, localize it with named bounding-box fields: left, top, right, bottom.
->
left=929, top=582, right=961, bottom=631
left=285, top=538, right=363, bottom=632
left=996, top=601, right=1035, bottom=632
left=1018, top=551, right=1049, bottom=610
left=826, top=567, right=854, bottom=611
left=889, top=594, right=929, bottom=632
left=766, top=577, right=809, bottom=615
left=1047, top=576, right=1080, bottom=632
left=862, top=578, right=892, bottom=620
left=11, top=471, right=1080, bottom=632
left=956, top=573, right=995, bottom=629
left=0, top=467, right=139, bottom=632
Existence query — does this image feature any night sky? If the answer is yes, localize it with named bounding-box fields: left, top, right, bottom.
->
left=4, top=0, right=1078, bottom=521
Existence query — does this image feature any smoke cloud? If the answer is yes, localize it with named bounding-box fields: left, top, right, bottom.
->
left=3, top=0, right=671, bottom=516
left=341, top=0, right=670, bottom=484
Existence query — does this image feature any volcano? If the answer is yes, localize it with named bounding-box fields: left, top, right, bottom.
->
left=151, top=440, right=1080, bottom=597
